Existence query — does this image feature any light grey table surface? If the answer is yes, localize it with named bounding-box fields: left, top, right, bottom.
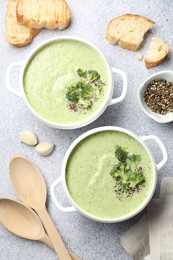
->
left=0, top=0, right=173, bottom=259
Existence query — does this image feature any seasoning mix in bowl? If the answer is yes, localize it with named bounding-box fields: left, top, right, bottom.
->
left=138, top=70, right=173, bottom=123
left=144, top=79, right=173, bottom=115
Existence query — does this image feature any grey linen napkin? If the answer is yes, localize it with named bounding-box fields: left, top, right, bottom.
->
left=121, top=177, right=173, bottom=260
left=121, top=215, right=149, bottom=260
left=159, top=178, right=173, bottom=260
left=147, top=199, right=160, bottom=260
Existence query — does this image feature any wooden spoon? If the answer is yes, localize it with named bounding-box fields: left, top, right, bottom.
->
left=0, top=198, right=79, bottom=260
left=9, top=154, right=72, bottom=260
left=0, top=197, right=52, bottom=246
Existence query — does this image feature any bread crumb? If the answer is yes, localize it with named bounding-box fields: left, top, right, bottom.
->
left=136, top=52, right=143, bottom=60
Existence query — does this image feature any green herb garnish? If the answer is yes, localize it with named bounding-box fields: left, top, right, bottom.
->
left=65, top=69, right=105, bottom=112
left=114, top=146, right=128, bottom=163
left=110, top=146, right=145, bottom=194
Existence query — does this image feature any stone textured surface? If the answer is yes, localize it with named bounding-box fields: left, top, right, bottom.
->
left=0, top=0, right=173, bottom=259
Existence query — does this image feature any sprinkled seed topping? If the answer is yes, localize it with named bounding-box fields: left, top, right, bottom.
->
left=144, top=79, right=173, bottom=115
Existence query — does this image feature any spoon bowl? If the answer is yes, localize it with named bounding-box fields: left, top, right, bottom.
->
left=9, top=155, right=46, bottom=209
left=0, top=197, right=79, bottom=260
left=0, top=197, right=49, bottom=242
left=9, top=154, right=73, bottom=260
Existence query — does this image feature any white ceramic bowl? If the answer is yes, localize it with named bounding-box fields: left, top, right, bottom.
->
left=138, top=70, right=173, bottom=123
left=50, top=126, right=167, bottom=223
left=6, top=37, right=127, bottom=129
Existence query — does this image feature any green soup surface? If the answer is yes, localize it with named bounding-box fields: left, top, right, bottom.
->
left=66, top=131, right=154, bottom=219
left=23, top=40, right=110, bottom=124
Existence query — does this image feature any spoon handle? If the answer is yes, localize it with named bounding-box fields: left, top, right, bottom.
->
left=40, top=233, right=54, bottom=248
left=37, top=207, right=72, bottom=260
left=40, top=234, right=80, bottom=260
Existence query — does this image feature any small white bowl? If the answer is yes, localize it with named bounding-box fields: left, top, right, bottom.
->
left=138, top=70, right=173, bottom=123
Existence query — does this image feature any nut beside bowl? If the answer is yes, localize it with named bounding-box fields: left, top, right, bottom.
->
left=6, top=36, right=127, bottom=129
left=138, top=70, right=173, bottom=123
left=50, top=126, right=167, bottom=223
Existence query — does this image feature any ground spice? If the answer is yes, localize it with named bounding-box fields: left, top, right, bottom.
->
left=114, top=181, right=145, bottom=199
left=144, top=79, right=173, bottom=115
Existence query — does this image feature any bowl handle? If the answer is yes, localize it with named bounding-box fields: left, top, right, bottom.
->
left=140, top=135, right=168, bottom=171
left=6, top=61, right=24, bottom=97
left=109, top=67, right=128, bottom=106
left=50, top=176, right=77, bottom=212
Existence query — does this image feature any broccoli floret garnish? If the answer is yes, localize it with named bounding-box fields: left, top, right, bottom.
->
left=83, top=100, right=93, bottom=109
left=87, top=70, right=100, bottom=82
left=77, top=69, right=100, bottom=82
left=65, top=68, right=105, bottom=112
left=77, top=68, right=87, bottom=78
left=128, top=172, right=145, bottom=189
left=120, top=179, right=130, bottom=190
left=66, top=84, right=79, bottom=102
left=128, top=154, right=141, bottom=163
left=110, top=146, right=145, bottom=193
left=80, top=84, right=93, bottom=99
left=110, top=163, right=124, bottom=177
left=110, top=163, right=121, bottom=176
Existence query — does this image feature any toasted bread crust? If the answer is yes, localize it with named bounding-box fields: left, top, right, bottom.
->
left=16, top=0, right=71, bottom=30
left=107, top=14, right=154, bottom=28
left=5, top=0, right=40, bottom=47
left=106, top=14, right=155, bottom=51
left=145, top=57, right=166, bottom=68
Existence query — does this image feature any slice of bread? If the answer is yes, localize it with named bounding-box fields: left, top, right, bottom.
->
left=16, top=0, right=71, bottom=30
left=6, top=0, right=40, bottom=47
left=106, top=14, right=155, bottom=51
left=144, top=36, right=169, bottom=68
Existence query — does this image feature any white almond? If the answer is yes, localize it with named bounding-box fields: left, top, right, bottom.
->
left=20, top=131, right=38, bottom=146
left=36, top=141, right=55, bottom=156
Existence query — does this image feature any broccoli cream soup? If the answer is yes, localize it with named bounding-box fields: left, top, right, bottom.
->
left=66, top=131, right=154, bottom=219
left=23, top=40, right=110, bottom=124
